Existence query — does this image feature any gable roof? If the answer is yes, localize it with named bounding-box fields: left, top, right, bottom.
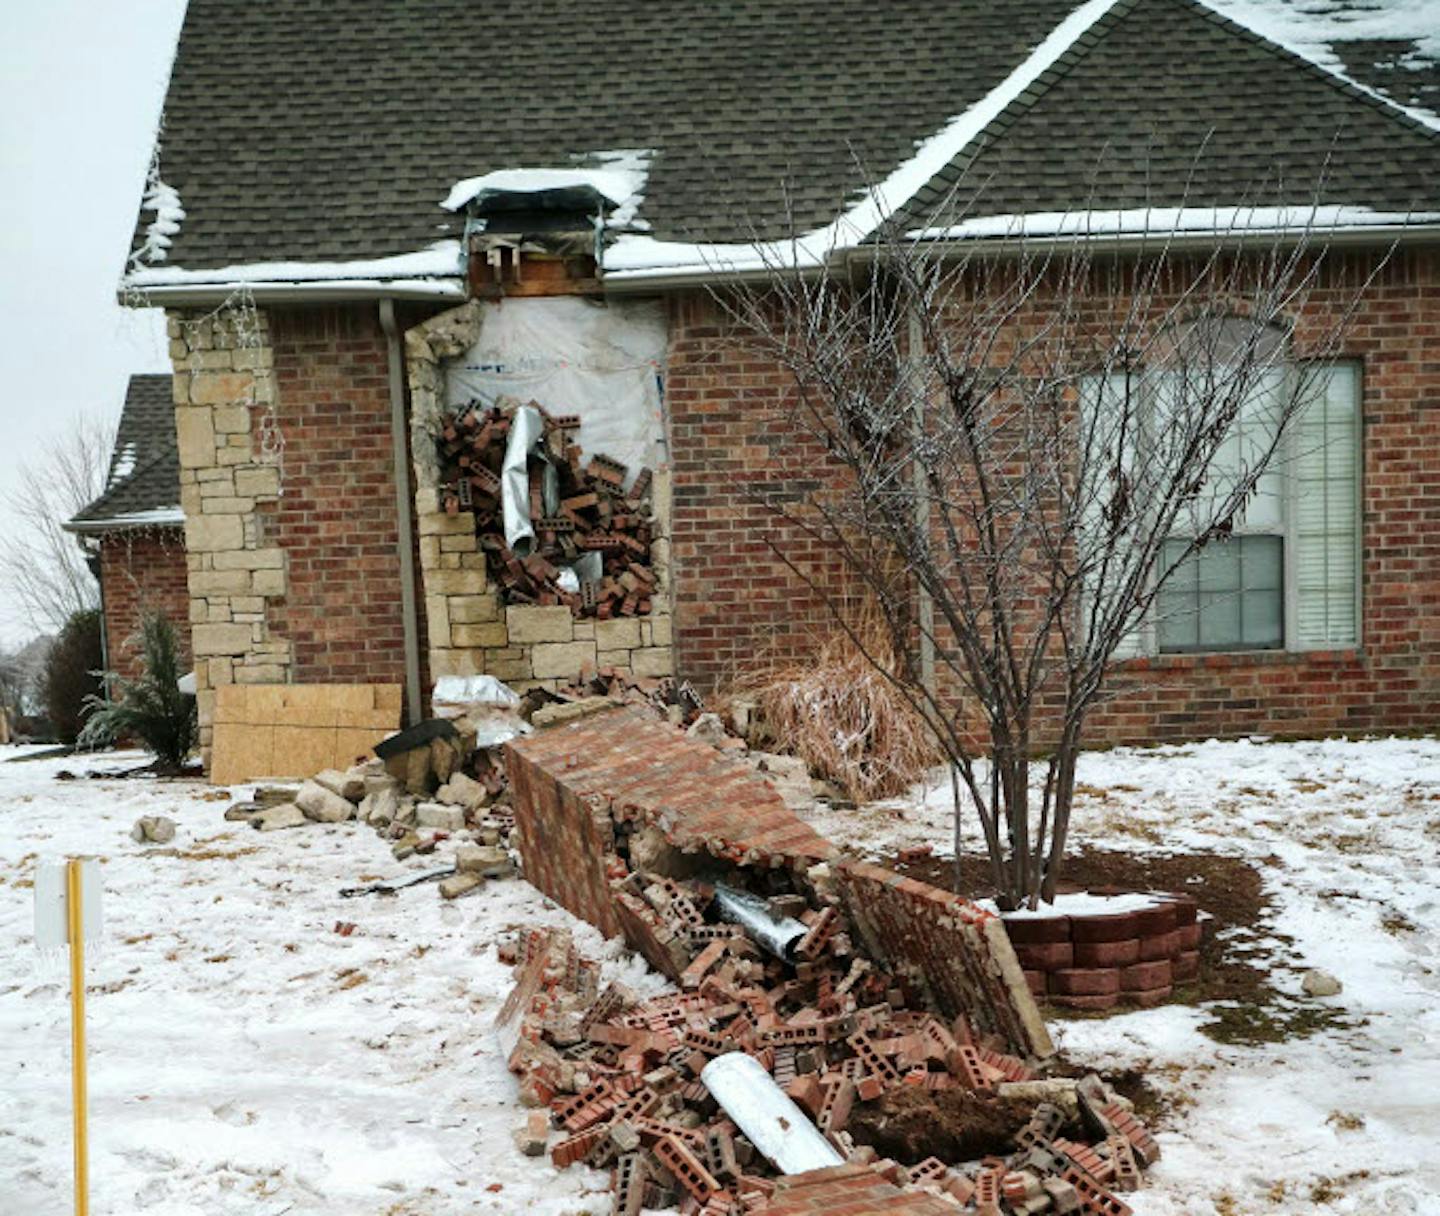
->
left=67, top=375, right=183, bottom=534
left=122, top=0, right=1440, bottom=298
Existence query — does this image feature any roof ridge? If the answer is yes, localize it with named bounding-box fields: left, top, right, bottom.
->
left=1183, top=0, right=1440, bottom=146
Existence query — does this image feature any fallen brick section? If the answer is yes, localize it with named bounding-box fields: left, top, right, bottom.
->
left=505, top=706, right=1051, bottom=1058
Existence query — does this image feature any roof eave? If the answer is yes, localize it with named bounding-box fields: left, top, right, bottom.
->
left=63, top=516, right=186, bottom=536
left=117, top=277, right=467, bottom=307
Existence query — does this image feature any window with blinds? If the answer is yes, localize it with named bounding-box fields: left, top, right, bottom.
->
left=1080, top=360, right=1361, bottom=656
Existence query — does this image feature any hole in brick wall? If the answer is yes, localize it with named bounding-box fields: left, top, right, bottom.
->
left=848, top=1085, right=1050, bottom=1164
left=435, top=396, right=657, bottom=617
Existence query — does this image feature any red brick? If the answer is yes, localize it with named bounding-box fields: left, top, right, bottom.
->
left=1137, top=929, right=1181, bottom=962
left=1013, top=940, right=1074, bottom=971
left=1070, top=912, right=1142, bottom=944
left=1172, top=950, right=1201, bottom=982
left=1177, top=921, right=1203, bottom=950
left=1121, top=985, right=1174, bottom=1008
left=1050, top=991, right=1120, bottom=1012
left=1072, top=939, right=1141, bottom=968
left=1002, top=914, right=1072, bottom=945
left=1133, top=902, right=1178, bottom=936
left=1119, top=960, right=1172, bottom=991
left=1050, top=968, right=1121, bottom=997
left=99, top=531, right=190, bottom=680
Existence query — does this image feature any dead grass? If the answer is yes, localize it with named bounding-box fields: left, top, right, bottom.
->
left=729, top=614, right=938, bottom=802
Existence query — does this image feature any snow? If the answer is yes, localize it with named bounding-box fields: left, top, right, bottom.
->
left=0, top=749, right=668, bottom=1215
left=907, top=204, right=1440, bottom=243
left=129, top=157, right=186, bottom=269
left=1204, top=0, right=1440, bottom=132
left=121, top=241, right=466, bottom=294
left=442, top=164, right=644, bottom=217
left=807, top=734, right=1440, bottom=1214
left=979, top=890, right=1170, bottom=918
left=4, top=735, right=1439, bottom=1214
left=108, top=442, right=138, bottom=486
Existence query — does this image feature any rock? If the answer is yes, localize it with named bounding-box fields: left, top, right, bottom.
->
left=749, top=752, right=816, bottom=811
left=252, top=803, right=307, bottom=832
left=362, top=772, right=402, bottom=799
left=391, top=832, right=419, bottom=860
left=439, top=872, right=484, bottom=900
left=130, top=815, right=177, bottom=844
left=296, top=780, right=355, bottom=823
left=530, top=696, right=616, bottom=728
left=436, top=772, right=488, bottom=809
left=456, top=844, right=514, bottom=878
left=1303, top=968, right=1343, bottom=997
left=313, top=768, right=366, bottom=802
left=359, top=786, right=400, bottom=826
left=223, top=801, right=264, bottom=822
left=253, top=785, right=299, bottom=807
left=514, top=1111, right=549, bottom=1157
left=416, top=802, right=466, bottom=831
left=685, top=712, right=729, bottom=748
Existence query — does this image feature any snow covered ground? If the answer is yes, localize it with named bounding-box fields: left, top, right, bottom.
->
left=2, top=735, right=1438, bottom=1215
left=812, top=735, right=1440, bottom=1216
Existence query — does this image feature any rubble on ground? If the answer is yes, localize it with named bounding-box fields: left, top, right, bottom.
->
left=499, top=921, right=1160, bottom=1215
left=130, top=815, right=176, bottom=844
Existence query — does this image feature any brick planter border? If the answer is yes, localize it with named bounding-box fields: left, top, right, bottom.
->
left=1005, top=892, right=1203, bottom=1012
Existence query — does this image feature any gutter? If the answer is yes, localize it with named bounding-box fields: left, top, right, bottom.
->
left=117, top=278, right=466, bottom=307
left=600, top=222, right=1440, bottom=293
left=379, top=299, right=424, bottom=728
left=63, top=516, right=186, bottom=536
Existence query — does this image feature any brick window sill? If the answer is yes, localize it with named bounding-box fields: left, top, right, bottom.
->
left=1118, top=647, right=1362, bottom=673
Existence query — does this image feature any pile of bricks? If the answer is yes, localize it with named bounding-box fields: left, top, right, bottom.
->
left=436, top=396, right=656, bottom=617
left=1006, top=901, right=1203, bottom=1011
left=499, top=922, right=1162, bottom=1215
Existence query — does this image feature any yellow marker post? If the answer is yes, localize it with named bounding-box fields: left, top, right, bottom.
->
left=66, top=858, right=89, bottom=1216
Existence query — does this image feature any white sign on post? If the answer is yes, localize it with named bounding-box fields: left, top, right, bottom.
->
left=34, top=860, right=103, bottom=949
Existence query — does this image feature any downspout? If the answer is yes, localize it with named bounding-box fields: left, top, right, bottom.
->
left=908, top=304, right=936, bottom=696
left=379, top=300, right=424, bottom=727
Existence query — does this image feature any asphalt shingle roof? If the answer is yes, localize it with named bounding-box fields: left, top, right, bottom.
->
left=129, top=0, right=1440, bottom=279
left=69, top=375, right=181, bottom=532
left=897, top=0, right=1440, bottom=232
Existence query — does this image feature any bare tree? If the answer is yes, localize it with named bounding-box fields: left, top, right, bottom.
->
left=719, top=210, right=1378, bottom=909
left=0, top=415, right=116, bottom=635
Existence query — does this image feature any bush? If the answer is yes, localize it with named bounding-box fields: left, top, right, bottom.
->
left=80, top=612, right=196, bottom=770
left=43, top=609, right=103, bottom=744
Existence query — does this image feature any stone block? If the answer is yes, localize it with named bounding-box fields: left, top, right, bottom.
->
left=198, top=475, right=236, bottom=497
left=296, top=780, right=354, bottom=823
left=234, top=466, right=280, bottom=498
left=190, top=371, right=254, bottom=406
left=649, top=615, right=673, bottom=646
left=439, top=872, right=483, bottom=900
left=530, top=640, right=597, bottom=680
left=200, top=497, right=255, bottom=515
left=175, top=407, right=216, bottom=470
left=213, top=548, right=284, bottom=571
left=449, top=594, right=498, bottom=623
left=425, top=595, right=450, bottom=638
left=191, top=570, right=253, bottom=596
left=192, top=623, right=254, bottom=656
left=252, top=568, right=286, bottom=597
left=423, top=568, right=487, bottom=595
left=506, top=605, right=574, bottom=644
left=416, top=802, right=466, bottom=831
left=236, top=663, right=288, bottom=685
left=630, top=646, right=674, bottom=678
left=418, top=511, right=475, bottom=537
left=213, top=405, right=251, bottom=434
left=594, top=618, right=641, bottom=651
left=185, top=513, right=243, bottom=553
left=451, top=621, right=508, bottom=648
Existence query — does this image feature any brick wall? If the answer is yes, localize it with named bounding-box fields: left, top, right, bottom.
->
left=504, top=706, right=1051, bottom=1057
left=265, top=305, right=425, bottom=700
left=663, top=252, right=1440, bottom=743
left=665, top=292, right=856, bottom=689
left=98, top=529, right=190, bottom=679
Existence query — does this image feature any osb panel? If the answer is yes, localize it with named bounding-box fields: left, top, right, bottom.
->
left=210, top=684, right=400, bottom=784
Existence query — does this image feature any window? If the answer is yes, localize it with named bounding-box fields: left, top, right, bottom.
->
left=1083, top=360, right=1361, bottom=656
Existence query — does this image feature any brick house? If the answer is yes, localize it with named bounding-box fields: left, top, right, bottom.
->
left=119, top=0, right=1439, bottom=762
left=66, top=374, right=190, bottom=680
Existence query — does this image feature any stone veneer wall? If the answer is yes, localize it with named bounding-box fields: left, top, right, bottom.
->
left=167, top=304, right=291, bottom=758
left=403, top=300, right=675, bottom=689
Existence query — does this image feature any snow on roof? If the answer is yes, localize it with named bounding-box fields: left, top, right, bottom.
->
left=1205, top=0, right=1440, bottom=132
left=108, top=442, right=138, bottom=486
left=66, top=506, right=185, bottom=534
left=907, top=203, right=1440, bottom=242
left=441, top=164, right=645, bottom=215
left=122, top=240, right=465, bottom=293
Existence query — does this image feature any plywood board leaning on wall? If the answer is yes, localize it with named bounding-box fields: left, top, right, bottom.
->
left=210, top=685, right=402, bottom=784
